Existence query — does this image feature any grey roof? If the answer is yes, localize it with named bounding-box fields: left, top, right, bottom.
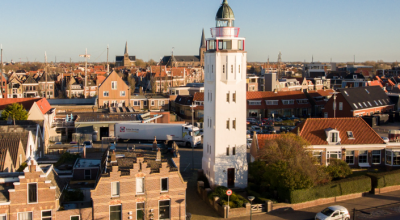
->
left=0, top=132, right=29, bottom=153
left=38, top=72, right=55, bottom=82
left=338, top=86, right=392, bottom=110
left=162, top=56, right=200, bottom=64
left=116, top=56, right=136, bottom=62
left=46, top=168, right=68, bottom=199
left=75, top=113, right=142, bottom=123
left=48, top=98, right=97, bottom=106
left=175, top=95, right=193, bottom=106
left=216, top=0, right=235, bottom=19
left=24, top=74, right=37, bottom=84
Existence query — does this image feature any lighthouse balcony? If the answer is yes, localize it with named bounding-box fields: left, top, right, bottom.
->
left=210, top=27, right=240, bottom=38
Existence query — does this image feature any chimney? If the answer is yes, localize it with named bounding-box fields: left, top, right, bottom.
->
left=153, top=136, right=158, bottom=151
left=156, top=148, right=161, bottom=161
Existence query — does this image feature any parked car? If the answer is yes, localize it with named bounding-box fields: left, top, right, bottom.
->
left=83, top=141, right=93, bottom=148
left=247, top=139, right=252, bottom=149
left=315, top=205, right=350, bottom=220
left=265, top=126, right=276, bottom=134
left=274, top=117, right=283, bottom=122
left=55, top=142, right=62, bottom=145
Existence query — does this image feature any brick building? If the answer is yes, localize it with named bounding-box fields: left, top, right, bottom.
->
left=322, top=86, right=394, bottom=118
left=98, top=71, right=130, bottom=108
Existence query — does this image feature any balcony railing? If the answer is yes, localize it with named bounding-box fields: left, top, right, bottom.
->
left=210, top=27, right=240, bottom=38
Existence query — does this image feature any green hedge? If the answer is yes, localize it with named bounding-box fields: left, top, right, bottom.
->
left=246, top=189, right=270, bottom=204
left=288, top=176, right=371, bottom=204
left=368, top=169, right=400, bottom=188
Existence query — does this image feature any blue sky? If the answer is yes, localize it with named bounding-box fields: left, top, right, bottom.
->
left=1, top=0, right=399, bottom=63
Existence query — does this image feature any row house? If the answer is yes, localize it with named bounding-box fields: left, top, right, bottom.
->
left=323, top=86, right=394, bottom=118
left=170, top=92, right=204, bottom=120
left=7, top=77, right=23, bottom=98
left=251, top=118, right=392, bottom=169
left=130, top=94, right=170, bottom=112
left=246, top=90, right=312, bottom=118
left=37, top=72, right=55, bottom=99
left=66, top=78, right=97, bottom=98
left=0, top=73, right=7, bottom=98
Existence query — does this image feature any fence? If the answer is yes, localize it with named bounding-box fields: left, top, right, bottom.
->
left=72, top=133, right=92, bottom=143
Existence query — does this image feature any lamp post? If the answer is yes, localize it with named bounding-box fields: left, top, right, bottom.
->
left=248, top=196, right=255, bottom=220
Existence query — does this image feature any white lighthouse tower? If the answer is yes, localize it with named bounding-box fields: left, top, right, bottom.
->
left=202, top=0, right=248, bottom=188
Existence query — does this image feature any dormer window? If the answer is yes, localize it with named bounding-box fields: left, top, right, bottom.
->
left=347, top=131, right=354, bottom=139
left=326, top=128, right=340, bottom=144
left=331, top=132, right=338, bottom=143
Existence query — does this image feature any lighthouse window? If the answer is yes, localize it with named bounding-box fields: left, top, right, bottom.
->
left=231, top=65, right=233, bottom=73
left=238, top=40, right=243, bottom=50
left=223, top=65, right=225, bottom=74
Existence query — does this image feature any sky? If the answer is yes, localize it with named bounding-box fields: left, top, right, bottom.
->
left=1, top=0, right=400, bottom=63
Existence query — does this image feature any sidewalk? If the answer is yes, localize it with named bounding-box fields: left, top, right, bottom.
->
left=187, top=178, right=400, bottom=220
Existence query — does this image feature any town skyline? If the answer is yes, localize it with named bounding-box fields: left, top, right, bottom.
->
left=1, top=0, right=400, bottom=63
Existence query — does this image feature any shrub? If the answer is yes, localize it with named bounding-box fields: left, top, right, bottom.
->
left=288, top=176, right=371, bottom=204
left=208, top=186, right=247, bottom=208
left=368, top=169, right=400, bottom=188
left=325, top=159, right=352, bottom=179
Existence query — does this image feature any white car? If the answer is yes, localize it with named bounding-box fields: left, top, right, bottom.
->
left=315, top=206, right=350, bottom=220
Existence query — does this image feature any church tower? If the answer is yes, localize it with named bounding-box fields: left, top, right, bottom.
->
left=199, top=28, right=206, bottom=67
left=202, top=0, right=248, bottom=188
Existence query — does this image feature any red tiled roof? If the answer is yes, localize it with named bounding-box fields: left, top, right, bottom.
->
left=257, top=134, right=281, bottom=150
left=247, top=91, right=311, bottom=109
left=307, top=89, right=334, bottom=97
left=368, top=80, right=383, bottom=88
left=296, top=118, right=385, bottom=145
left=96, top=76, right=106, bottom=85
left=0, top=98, right=51, bottom=114
left=193, top=92, right=204, bottom=101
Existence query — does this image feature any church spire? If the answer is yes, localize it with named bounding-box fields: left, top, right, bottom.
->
left=124, top=41, right=128, bottom=55
left=200, top=28, right=206, bottom=48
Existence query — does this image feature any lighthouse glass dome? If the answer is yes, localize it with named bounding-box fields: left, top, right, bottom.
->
left=215, top=0, right=235, bottom=27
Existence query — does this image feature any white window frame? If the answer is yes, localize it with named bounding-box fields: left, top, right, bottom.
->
left=0, top=214, right=6, bottom=220
left=151, top=100, right=155, bottom=106
left=111, top=181, right=120, bottom=197
left=158, top=100, right=165, bottom=106
left=70, top=216, right=80, bottom=220
left=17, top=212, right=33, bottom=220
left=282, top=100, right=294, bottom=105
left=136, top=177, right=145, bottom=194
left=136, top=202, right=145, bottom=220
left=27, top=182, right=38, bottom=204
left=133, top=101, right=139, bottom=106
left=109, top=204, right=122, bottom=220
left=372, top=150, right=381, bottom=165
left=161, top=178, right=168, bottom=192
left=248, top=100, right=261, bottom=105
left=41, top=210, right=52, bottom=220
left=120, top=91, right=125, bottom=97
left=103, top=91, right=109, bottom=97
left=159, top=200, right=171, bottom=220
left=326, top=151, right=342, bottom=165
left=266, top=100, right=278, bottom=105
left=111, top=81, right=117, bottom=90
left=143, top=100, right=147, bottom=106
left=296, top=99, right=308, bottom=104
left=345, top=151, right=354, bottom=165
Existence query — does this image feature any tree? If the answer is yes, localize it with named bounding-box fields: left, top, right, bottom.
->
left=150, top=77, right=157, bottom=94
left=147, top=59, right=157, bottom=66
left=135, top=59, right=146, bottom=69
left=1, top=103, right=29, bottom=121
left=256, top=133, right=330, bottom=191
left=128, top=75, right=136, bottom=95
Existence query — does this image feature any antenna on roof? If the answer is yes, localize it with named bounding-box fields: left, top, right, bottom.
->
left=329, top=91, right=340, bottom=118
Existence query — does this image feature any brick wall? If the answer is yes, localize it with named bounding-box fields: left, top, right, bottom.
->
left=56, top=207, right=93, bottom=220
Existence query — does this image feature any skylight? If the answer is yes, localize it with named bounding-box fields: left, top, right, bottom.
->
left=344, top=91, right=349, bottom=96
left=374, top=100, right=378, bottom=105
left=363, top=102, right=368, bottom=108
left=347, top=131, right=354, bottom=139
left=358, top=103, right=363, bottom=108
left=378, top=100, right=382, bottom=105
left=365, top=89, right=370, bottom=94
left=368, top=101, right=372, bottom=107
left=353, top=103, right=358, bottom=109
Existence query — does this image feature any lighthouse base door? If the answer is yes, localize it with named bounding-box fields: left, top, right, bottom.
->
left=227, top=168, right=235, bottom=188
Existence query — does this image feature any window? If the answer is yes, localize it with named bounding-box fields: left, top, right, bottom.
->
left=347, top=131, right=354, bottom=139
left=28, top=183, right=37, bottom=203
left=239, top=65, right=241, bottom=73
left=223, top=65, right=225, bottom=73
left=233, top=92, right=236, bottom=102
left=374, top=100, right=378, bottom=105
left=331, top=132, right=338, bottom=143
left=249, top=101, right=261, bottom=105
left=297, top=99, right=308, bottom=104
left=226, top=93, right=230, bottom=102
left=0, top=215, right=5, bottom=220
left=394, top=152, right=400, bottom=165
left=282, top=100, right=294, bottom=105
left=226, top=147, right=229, bottom=156
left=365, top=89, right=370, bottom=94
left=84, top=170, right=91, bottom=180
left=110, top=205, right=122, bottom=220
left=103, top=91, right=109, bottom=97
left=238, top=40, right=243, bottom=50
left=136, top=177, right=144, bottom=194
left=42, top=210, right=51, bottom=220
left=231, top=65, right=233, bottom=73
left=161, top=178, right=168, bottom=192
left=159, top=200, right=170, bottom=220
left=111, top=81, right=117, bottom=90
left=18, top=212, right=32, bottom=220
left=339, top=102, right=343, bottom=110
left=159, top=100, right=165, bottom=106
left=327, top=151, right=341, bottom=164
left=313, top=151, right=322, bottom=164
left=232, top=119, right=236, bottom=129
left=378, top=100, right=382, bottom=105
left=111, top=182, right=120, bottom=197
left=345, top=151, right=354, bottom=164
left=151, top=101, right=155, bottom=106
left=266, top=100, right=278, bottom=105
left=143, top=100, right=147, bottom=106
left=133, top=101, right=139, bottom=106
left=372, top=150, right=381, bottom=164
left=120, top=91, right=125, bottom=97
left=358, top=103, right=362, bottom=108
left=226, top=120, right=229, bottom=129
left=137, top=203, right=145, bottom=220
left=70, top=216, right=80, bottom=220
left=232, top=147, right=236, bottom=155
left=359, top=150, right=368, bottom=164
left=344, top=91, right=349, bottom=96
left=386, top=151, right=392, bottom=165
left=368, top=101, right=372, bottom=107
